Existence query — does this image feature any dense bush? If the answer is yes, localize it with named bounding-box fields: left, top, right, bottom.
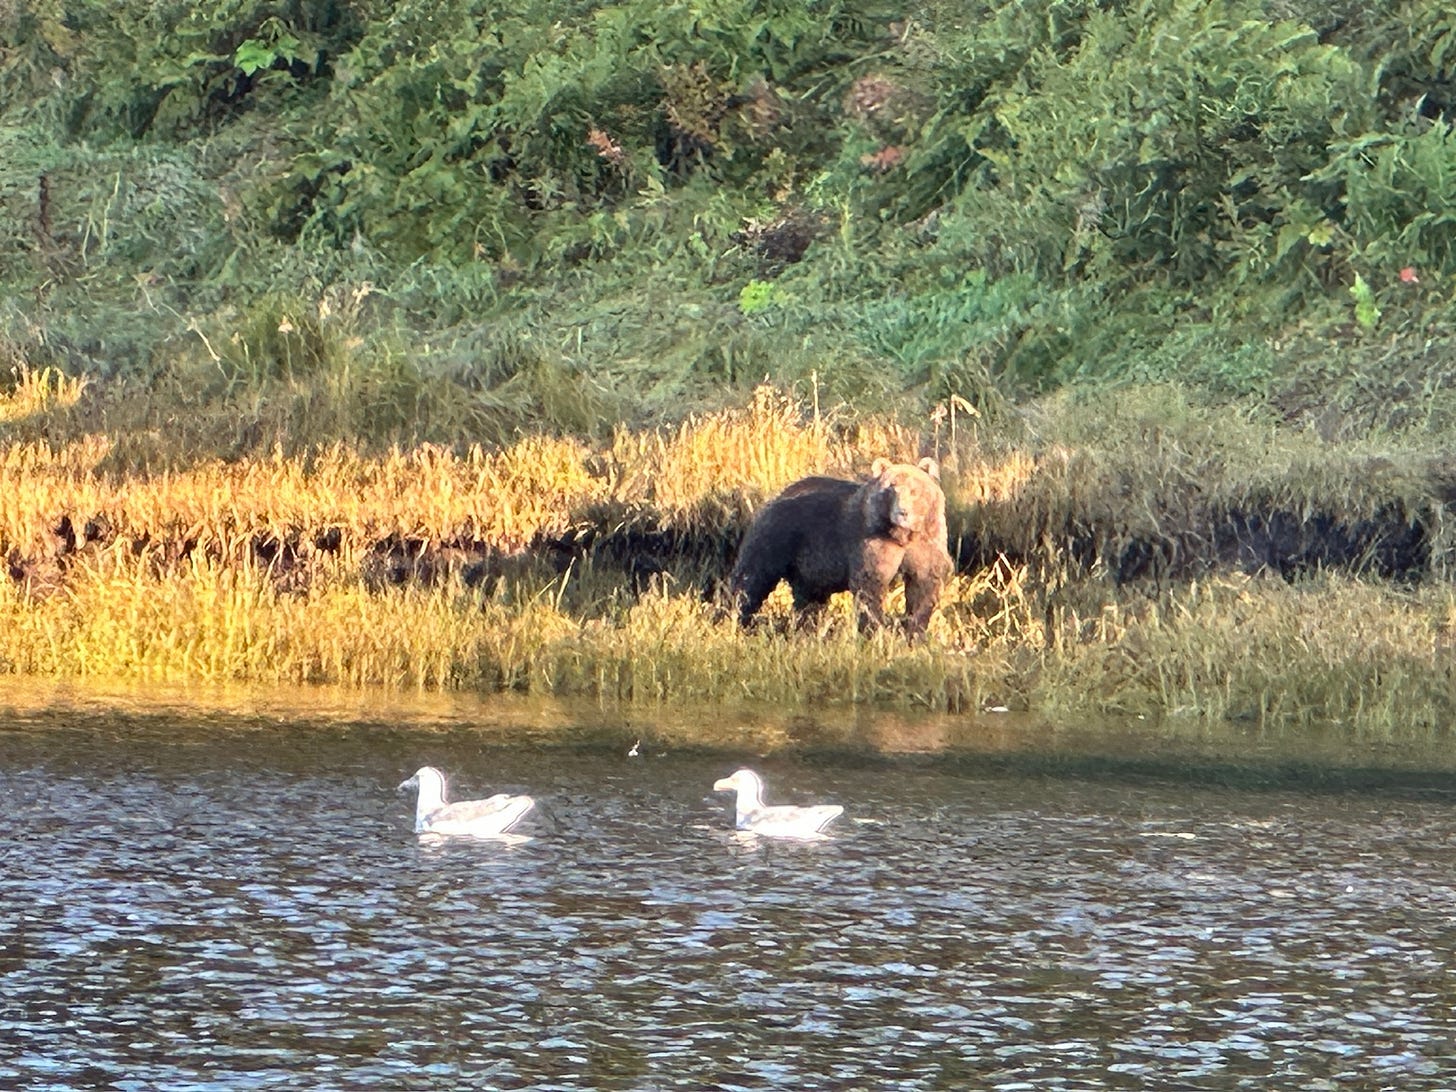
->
left=4, top=0, right=1456, bottom=423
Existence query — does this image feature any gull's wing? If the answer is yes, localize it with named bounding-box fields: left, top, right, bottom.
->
left=421, top=793, right=536, bottom=836
left=741, top=803, right=844, bottom=837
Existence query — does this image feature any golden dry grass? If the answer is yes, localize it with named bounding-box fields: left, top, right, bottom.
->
left=0, top=365, right=88, bottom=424
left=0, top=387, right=851, bottom=562
left=3, top=379, right=1456, bottom=736
left=0, top=545, right=1451, bottom=737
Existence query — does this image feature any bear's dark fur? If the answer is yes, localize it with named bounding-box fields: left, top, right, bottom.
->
left=729, top=457, right=953, bottom=637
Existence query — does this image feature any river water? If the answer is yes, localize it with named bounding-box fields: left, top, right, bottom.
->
left=2, top=687, right=1455, bottom=1089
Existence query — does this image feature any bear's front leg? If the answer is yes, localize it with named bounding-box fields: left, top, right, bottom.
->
left=902, top=569, right=941, bottom=640
left=850, top=539, right=902, bottom=633
left=902, top=543, right=952, bottom=640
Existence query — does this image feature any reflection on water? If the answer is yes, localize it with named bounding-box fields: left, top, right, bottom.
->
left=2, top=700, right=1456, bottom=1088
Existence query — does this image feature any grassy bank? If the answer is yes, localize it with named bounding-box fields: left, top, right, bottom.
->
left=4, top=376, right=1456, bottom=736
left=4, top=520, right=1456, bottom=734
left=8, top=1, right=1456, bottom=746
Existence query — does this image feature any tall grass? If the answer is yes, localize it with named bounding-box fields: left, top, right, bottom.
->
left=0, top=547, right=971, bottom=701
left=2, top=544, right=1454, bottom=737
left=4, top=382, right=1456, bottom=735
left=0, top=365, right=88, bottom=424
left=1033, top=574, right=1456, bottom=731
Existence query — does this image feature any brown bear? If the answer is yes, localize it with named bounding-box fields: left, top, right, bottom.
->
left=729, top=457, right=952, bottom=638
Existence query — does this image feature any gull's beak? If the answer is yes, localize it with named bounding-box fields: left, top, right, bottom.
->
left=712, top=776, right=735, bottom=792
left=397, top=775, right=418, bottom=793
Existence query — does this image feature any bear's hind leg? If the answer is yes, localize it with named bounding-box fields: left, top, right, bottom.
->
left=790, top=586, right=834, bottom=631
left=729, top=564, right=783, bottom=627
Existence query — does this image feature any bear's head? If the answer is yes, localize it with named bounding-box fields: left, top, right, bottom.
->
left=864, top=457, right=946, bottom=546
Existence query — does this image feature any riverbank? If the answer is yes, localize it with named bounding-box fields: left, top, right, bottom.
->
left=3, top=674, right=1455, bottom=788
left=4, top=378, right=1456, bottom=735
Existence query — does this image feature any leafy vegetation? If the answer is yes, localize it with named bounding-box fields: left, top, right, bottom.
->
left=4, top=0, right=1456, bottom=427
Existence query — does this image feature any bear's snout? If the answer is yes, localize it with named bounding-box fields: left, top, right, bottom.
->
left=888, top=492, right=916, bottom=529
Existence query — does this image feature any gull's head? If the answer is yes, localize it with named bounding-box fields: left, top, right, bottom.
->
left=398, top=766, right=445, bottom=794
left=713, top=768, right=764, bottom=798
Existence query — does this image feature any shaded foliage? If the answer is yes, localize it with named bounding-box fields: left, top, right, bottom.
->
left=4, top=0, right=1456, bottom=420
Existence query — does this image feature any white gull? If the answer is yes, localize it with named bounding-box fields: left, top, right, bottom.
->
left=397, top=766, right=536, bottom=838
left=712, top=768, right=844, bottom=838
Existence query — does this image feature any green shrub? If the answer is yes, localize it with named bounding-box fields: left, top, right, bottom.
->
left=282, top=0, right=887, bottom=261
left=8, top=0, right=1456, bottom=424
left=3, top=1, right=347, bottom=139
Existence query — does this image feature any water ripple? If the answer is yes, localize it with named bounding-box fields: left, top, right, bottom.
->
left=2, top=723, right=1455, bottom=1087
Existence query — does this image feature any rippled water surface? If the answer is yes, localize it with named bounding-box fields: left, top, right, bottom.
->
left=4, top=702, right=1456, bottom=1089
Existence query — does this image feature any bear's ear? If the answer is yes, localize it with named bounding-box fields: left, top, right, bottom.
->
left=917, top=457, right=941, bottom=481
left=871, top=457, right=890, bottom=477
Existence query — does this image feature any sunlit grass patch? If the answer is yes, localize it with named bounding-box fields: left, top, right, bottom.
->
left=3, top=382, right=1456, bottom=734
left=1, top=535, right=1454, bottom=737
left=614, top=386, right=836, bottom=526
left=0, top=365, right=88, bottom=424
left=1034, top=572, right=1456, bottom=732
left=0, top=556, right=986, bottom=710
left=0, top=383, right=861, bottom=569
